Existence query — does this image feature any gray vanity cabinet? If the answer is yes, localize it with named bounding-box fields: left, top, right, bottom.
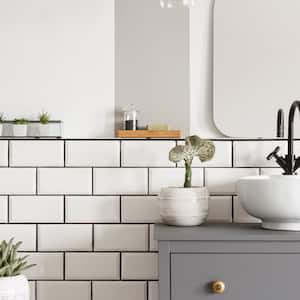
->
left=155, top=223, right=300, bottom=300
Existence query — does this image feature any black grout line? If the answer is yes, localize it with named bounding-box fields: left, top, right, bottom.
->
left=91, top=280, right=93, bottom=300
left=7, top=195, right=9, bottom=223
left=35, top=280, right=38, bottom=300
left=119, top=140, right=122, bottom=167
left=0, top=194, right=236, bottom=198
left=63, top=252, right=66, bottom=280
left=147, top=168, right=150, bottom=195
left=19, top=250, right=159, bottom=254
left=92, top=224, right=95, bottom=252
left=63, top=140, right=66, bottom=167
left=4, top=222, right=167, bottom=225
left=146, top=280, right=149, bottom=300
left=36, top=224, right=38, bottom=251
left=231, top=195, right=235, bottom=223
left=0, top=137, right=296, bottom=141
left=231, top=140, right=234, bottom=167
left=26, top=279, right=159, bottom=282
left=119, top=196, right=122, bottom=223
left=91, top=168, right=94, bottom=195
left=0, top=165, right=269, bottom=169
left=119, top=252, right=122, bottom=280
left=63, top=195, right=66, bottom=223
left=35, top=168, right=38, bottom=195
left=7, top=140, right=10, bottom=167
left=148, top=224, right=150, bottom=252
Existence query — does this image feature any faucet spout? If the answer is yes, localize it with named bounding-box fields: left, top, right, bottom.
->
left=287, top=101, right=300, bottom=174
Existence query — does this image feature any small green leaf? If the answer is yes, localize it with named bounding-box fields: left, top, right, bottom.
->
left=197, top=140, right=215, bottom=162
left=169, top=145, right=186, bottom=163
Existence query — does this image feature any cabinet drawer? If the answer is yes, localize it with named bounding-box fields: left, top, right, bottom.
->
left=171, top=253, right=300, bottom=300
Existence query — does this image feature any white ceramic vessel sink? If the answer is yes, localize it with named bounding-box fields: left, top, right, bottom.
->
left=237, top=175, right=300, bottom=231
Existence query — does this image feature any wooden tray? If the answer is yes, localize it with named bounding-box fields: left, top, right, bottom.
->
left=116, top=130, right=181, bottom=138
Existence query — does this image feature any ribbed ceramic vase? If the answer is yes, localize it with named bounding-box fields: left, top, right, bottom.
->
left=159, top=187, right=209, bottom=226
left=0, top=275, right=29, bottom=300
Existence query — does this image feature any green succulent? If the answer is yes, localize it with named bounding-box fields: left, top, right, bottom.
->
left=39, top=112, right=50, bottom=124
left=0, top=238, right=35, bottom=277
left=14, top=118, right=29, bottom=125
left=0, top=113, right=4, bottom=123
left=169, top=135, right=215, bottom=188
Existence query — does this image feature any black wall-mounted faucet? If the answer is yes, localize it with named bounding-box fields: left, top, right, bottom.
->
left=267, top=101, right=300, bottom=175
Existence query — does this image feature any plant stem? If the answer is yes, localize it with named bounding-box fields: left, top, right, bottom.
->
left=184, top=161, right=192, bottom=188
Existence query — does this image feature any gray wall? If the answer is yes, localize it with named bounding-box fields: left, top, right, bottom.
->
left=116, top=0, right=190, bottom=135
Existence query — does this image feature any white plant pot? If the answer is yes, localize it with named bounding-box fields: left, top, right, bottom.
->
left=39, top=124, right=51, bottom=136
left=13, top=125, right=27, bottom=137
left=0, top=275, right=29, bottom=300
left=0, top=124, right=3, bottom=136
left=159, top=187, right=209, bottom=226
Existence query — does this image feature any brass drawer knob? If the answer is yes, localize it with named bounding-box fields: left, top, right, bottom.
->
left=211, top=280, right=225, bottom=294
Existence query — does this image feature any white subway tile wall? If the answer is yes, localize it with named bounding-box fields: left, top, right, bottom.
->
left=0, top=139, right=278, bottom=300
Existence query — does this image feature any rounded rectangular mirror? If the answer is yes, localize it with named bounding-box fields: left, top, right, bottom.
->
left=214, top=0, right=300, bottom=138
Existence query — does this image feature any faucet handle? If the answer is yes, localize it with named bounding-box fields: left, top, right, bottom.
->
left=294, top=157, right=300, bottom=173
left=267, top=146, right=281, bottom=160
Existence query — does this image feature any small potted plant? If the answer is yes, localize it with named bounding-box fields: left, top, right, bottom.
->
left=159, top=135, right=215, bottom=226
left=0, top=113, right=4, bottom=136
left=13, top=118, right=29, bottom=137
left=0, top=238, right=35, bottom=300
left=38, top=111, right=51, bottom=136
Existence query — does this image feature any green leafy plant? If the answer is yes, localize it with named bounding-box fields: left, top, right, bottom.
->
left=39, top=112, right=50, bottom=125
left=0, top=238, right=35, bottom=277
left=14, top=118, right=29, bottom=125
left=169, top=135, right=215, bottom=188
left=0, top=113, right=4, bottom=123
